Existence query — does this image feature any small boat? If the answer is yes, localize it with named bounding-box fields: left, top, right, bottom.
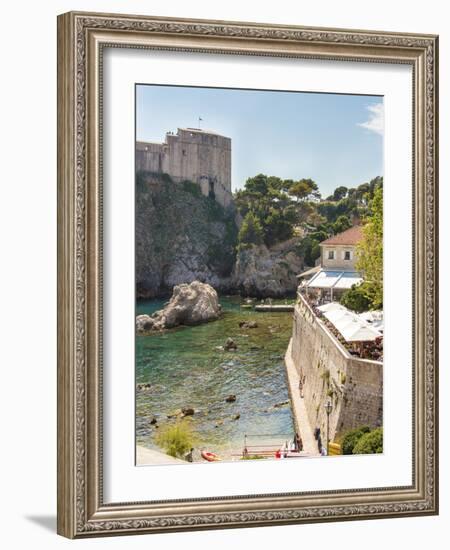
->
left=201, top=450, right=221, bottom=462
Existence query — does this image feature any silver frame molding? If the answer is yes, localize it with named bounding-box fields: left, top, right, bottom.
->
left=57, top=11, right=439, bottom=538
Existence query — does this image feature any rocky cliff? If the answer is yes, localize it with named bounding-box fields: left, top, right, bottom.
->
left=136, top=172, right=305, bottom=299
left=136, top=172, right=238, bottom=298
left=232, top=239, right=305, bottom=298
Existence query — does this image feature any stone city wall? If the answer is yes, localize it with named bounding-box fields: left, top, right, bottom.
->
left=289, top=293, right=383, bottom=443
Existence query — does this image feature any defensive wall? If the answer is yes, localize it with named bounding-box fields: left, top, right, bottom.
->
left=136, top=127, right=233, bottom=208
left=285, top=292, right=383, bottom=443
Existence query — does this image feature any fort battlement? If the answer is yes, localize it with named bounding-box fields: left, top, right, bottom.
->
left=136, top=128, right=233, bottom=208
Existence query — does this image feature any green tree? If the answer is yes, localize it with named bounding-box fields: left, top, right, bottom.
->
left=333, top=186, right=348, bottom=201
left=341, top=426, right=371, bottom=455
left=156, top=420, right=197, bottom=458
left=368, top=176, right=383, bottom=196
left=356, top=186, right=383, bottom=309
left=340, top=284, right=371, bottom=312
left=353, top=428, right=383, bottom=454
left=264, top=209, right=294, bottom=246
left=296, top=235, right=321, bottom=266
left=333, top=215, right=352, bottom=234
left=244, top=173, right=270, bottom=195
left=238, top=211, right=264, bottom=247
left=289, top=178, right=320, bottom=202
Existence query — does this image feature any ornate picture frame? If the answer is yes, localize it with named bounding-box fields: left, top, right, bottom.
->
left=57, top=11, right=438, bottom=538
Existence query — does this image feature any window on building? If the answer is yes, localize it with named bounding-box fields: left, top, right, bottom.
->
left=344, top=250, right=351, bottom=260
left=328, top=250, right=335, bottom=260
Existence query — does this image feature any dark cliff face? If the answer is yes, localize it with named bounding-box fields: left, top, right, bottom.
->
left=136, top=172, right=238, bottom=299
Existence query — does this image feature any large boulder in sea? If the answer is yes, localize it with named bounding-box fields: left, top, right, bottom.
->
left=136, top=281, right=221, bottom=332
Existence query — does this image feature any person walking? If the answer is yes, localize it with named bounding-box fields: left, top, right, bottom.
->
left=185, top=447, right=194, bottom=463
left=294, top=432, right=303, bottom=452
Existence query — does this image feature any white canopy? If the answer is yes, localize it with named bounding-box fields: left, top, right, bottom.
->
left=358, top=310, right=384, bottom=332
left=317, top=302, right=345, bottom=313
left=318, top=302, right=382, bottom=342
left=338, top=317, right=381, bottom=342
left=306, top=269, right=363, bottom=290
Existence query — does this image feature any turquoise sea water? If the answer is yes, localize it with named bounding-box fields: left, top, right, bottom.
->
left=136, top=297, right=295, bottom=457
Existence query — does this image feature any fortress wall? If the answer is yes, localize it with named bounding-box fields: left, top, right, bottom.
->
left=212, top=181, right=234, bottom=208
left=136, top=129, right=232, bottom=208
left=136, top=142, right=166, bottom=173
left=290, top=294, right=383, bottom=442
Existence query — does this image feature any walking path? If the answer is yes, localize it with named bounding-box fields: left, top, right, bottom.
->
left=284, top=339, right=320, bottom=456
left=136, top=445, right=186, bottom=465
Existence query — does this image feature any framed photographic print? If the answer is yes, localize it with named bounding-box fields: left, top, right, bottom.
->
left=57, top=11, right=439, bottom=538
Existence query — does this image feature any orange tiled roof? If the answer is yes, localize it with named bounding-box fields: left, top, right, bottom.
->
left=320, top=225, right=363, bottom=246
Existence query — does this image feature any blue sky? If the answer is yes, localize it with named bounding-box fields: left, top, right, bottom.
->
left=136, top=84, right=383, bottom=198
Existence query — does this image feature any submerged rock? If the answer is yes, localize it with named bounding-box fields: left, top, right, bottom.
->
left=136, top=281, right=221, bottom=332
left=136, top=382, right=152, bottom=390
left=273, top=400, right=290, bottom=408
left=224, top=338, right=237, bottom=351
left=238, top=320, right=258, bottom=329
left=167, top=408, right=183, bottom=419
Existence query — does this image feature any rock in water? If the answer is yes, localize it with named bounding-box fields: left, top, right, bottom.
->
left=224, top=338, right=238, bottom=351
left=136, top=281, right=221, bottom=332
left=238, top=320, right=258, bottom=329
left=160, top=281, right=221, bottom=327
left=136, top=315, right=155, bottom=334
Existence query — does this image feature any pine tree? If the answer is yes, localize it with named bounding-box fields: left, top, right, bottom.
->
left=238, top=211, right=264, bottom=248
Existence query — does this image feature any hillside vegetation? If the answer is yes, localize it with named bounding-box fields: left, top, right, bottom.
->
left=234, top=173, right=383, bottom=266
left=136, top=170, right=383, bottom=299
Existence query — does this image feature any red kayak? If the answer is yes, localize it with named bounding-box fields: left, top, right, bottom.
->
left=201, top=450, right=221, bottom=462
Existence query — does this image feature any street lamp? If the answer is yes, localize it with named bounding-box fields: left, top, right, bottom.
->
left=325, top=400, right=333, bottom=455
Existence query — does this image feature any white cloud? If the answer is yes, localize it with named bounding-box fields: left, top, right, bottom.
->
left=357, top=103, right=384, bottom=136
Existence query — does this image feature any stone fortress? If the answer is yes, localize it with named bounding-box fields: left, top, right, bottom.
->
left=136, top=127, right=233, bottom=208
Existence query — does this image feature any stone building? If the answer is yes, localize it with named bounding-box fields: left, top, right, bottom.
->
left=286, top=224, right=383, bottom=449
left=298, top=225, right=364, bottom=303
left=136, top=127, right=233, bottom=208
left=319, top=225, right=363, bottom=270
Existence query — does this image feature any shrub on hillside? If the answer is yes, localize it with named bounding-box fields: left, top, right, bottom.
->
left=353, top=428, right=383, bottom=454
left=341, top=426, right=371, bottom=455
left=155, top=420, right=197, bottom=459
left=238, top=211, right=264, bottom=248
